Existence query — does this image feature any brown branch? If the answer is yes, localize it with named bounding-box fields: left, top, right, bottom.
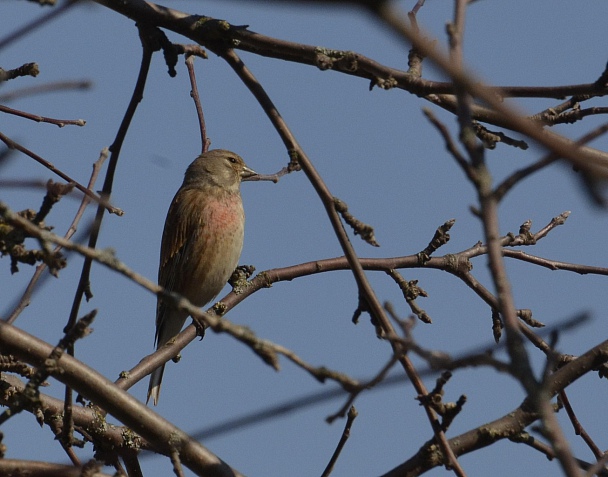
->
left=0, top=62, right=39, bottom=82
left=0, top=373, right=150, bottom=454
left=6, top=195, right=605, bottom=352
left=422, top=30, right=568, bottom=468
left=326, top=355, right=398, bottom=424
left=0, top=0, right=79, bottom=50
left=64, top=22, right=156, bottom=340
left=543, top=106, right=608, bottom=125
left=5, top=148, right=109, bottom=324
left=417, top=371, right=466, bottom=433
left=379, top=338, right=608, bottom=477
left=333, top=197, right=380, bottom=247
left=4, top=192, right=606, bottom=411
left=502, top=250, right=608, bottom=275
left=217, top=48, right=392, bottom=338
left=183, top=50, right=211, bottom=153
left=0, top=311, right=96, bottom=427
left=473, top=140, right=538, bottom=391
left=510, top=433, right=608, bottom=476
left=472, top=121, right=529, bottom=150
left=374, top=4, right=608, bottom=179
left=494, top=122, right=608, bottom=202
left=0, top=321, right=245, bottom=477
left=182, top=311, right=593, bottom=445
left=536, top=395, right=581, bottom=477
left=218, top=46, right=463, bottom=469
left=423, top=108, right=476, bottom=182
left=0, top=460, right=112, bottom=477
left=386, top=270, right=431, bottom=324
left=0, top=104, right=86, bottom=127
left=60, top=25, right=160, bottom=464
left=416, top=218, right=455, bottom=265
left=559, top=390, right=604, bottom=459
left=0, top=131, right=121, bottom=215
left=321, top=406, right=358, bottom=477
left=0, top=199, right=358, bottom=396
left=7, top=175, right=584, bottom=476
left=0, top=79, right=92, bottom=102
left=87, top=0, right=608, bottom=180
left=120, top=452, right=141, bottom=477
left=405, top=2, right=425, bottom=77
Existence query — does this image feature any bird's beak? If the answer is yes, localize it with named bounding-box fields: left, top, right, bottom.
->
left=240, top=165, right=258, bottom=181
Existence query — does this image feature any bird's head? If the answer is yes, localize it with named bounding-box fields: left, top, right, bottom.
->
left=184, top=149, right=257, bottom=191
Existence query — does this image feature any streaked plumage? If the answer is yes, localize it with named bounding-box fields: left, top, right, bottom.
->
left=147, top=149, right=256, bottom=405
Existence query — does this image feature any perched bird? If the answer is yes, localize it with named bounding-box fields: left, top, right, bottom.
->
left=147, top=149, right=256, bottom=405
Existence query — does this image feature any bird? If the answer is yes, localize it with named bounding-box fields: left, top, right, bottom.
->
left=147, top=149, right=256, bottom=405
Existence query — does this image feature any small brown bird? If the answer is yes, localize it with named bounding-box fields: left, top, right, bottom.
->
left=147, top=149, right=256, bottom=405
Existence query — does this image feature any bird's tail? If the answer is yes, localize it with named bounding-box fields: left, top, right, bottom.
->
left=147, top=363, right=165, bottom=406
left=147, top=308, right=188, bottom=406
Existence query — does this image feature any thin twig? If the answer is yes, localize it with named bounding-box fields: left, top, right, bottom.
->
left=494, top=122, right=608, bottom=202
left=326, top=356, right=398, bottom=424
left=0, top=104, right=86, bottom=127
left=0, top=131, right=120, bottom=215
left=321, top=406, right=358, bottom=477
left=0, top=79, right=91, bottom=102
left=0, top=0, right=80, bottom=50
left=560, top=390, right=604, bottom=459
left=373, top=3, right=608, bottom=178
left=60, top=24, right=158, bottom=459
left=170, top=450, right=186, bottom=477
left=184, top=53, right=210, bottom=153
left=218, top=48, right=392, bottom=338
left=218, top=47, right=464, bottom=470
left=5, top=149, right=108, bottom=324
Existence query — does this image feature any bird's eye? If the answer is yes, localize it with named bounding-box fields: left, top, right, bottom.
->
left=228, top=157, right=237, bottom=164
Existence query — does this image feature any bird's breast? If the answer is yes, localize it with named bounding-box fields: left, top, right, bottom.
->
left=185, top=192, right=245, bottom=306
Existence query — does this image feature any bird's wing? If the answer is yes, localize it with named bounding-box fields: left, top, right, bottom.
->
left=155, top=188, right=202, bottom=344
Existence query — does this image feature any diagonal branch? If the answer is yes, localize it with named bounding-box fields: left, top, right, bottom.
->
left=0, top=320, right=245, bottom=477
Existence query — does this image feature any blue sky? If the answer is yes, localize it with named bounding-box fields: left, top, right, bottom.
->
left=1, top=1, right=607, bottom=476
